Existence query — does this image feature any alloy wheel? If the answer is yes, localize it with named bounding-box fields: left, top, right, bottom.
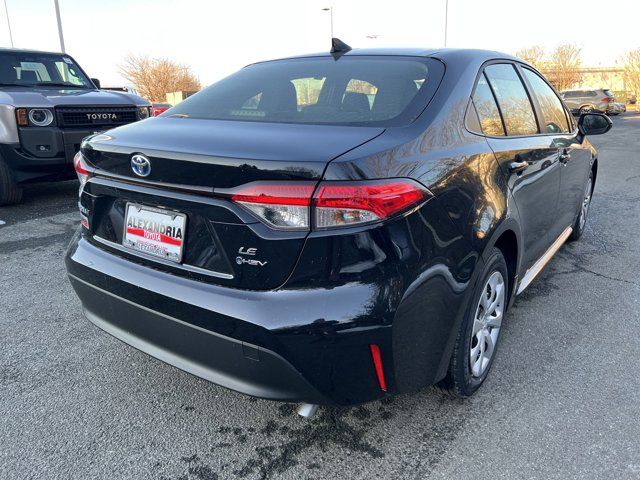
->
left=579, top=176, right=593, bottom=230
left=469, top=271, right=505, bottom=378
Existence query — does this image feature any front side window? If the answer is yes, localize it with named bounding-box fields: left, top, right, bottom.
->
left=484, top=64, right=538, bottom=136
left=165, top=57, right=444, bottom=127
left=0, top=52, right=92, bottom=88
left=471, top=74, right=505, bottom=136
left=522, top=68, right=569, bottom=134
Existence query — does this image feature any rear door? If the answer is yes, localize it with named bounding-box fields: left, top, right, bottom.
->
left=477, top=63, right=562, bottom=269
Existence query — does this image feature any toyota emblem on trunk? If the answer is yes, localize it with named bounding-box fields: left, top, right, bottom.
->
left=131, top=154, right=151, bottom=177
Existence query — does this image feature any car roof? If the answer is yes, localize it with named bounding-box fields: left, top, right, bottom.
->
left=0, top=47, right=64, bottom=56
left=252, top=47, right=521, bottom=65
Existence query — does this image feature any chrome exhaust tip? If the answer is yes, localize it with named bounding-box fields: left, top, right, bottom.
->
left=296, top=403, right=319, bottom=418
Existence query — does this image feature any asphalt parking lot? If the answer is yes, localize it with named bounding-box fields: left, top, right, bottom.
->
left=1, top=113, right=639, bottom=480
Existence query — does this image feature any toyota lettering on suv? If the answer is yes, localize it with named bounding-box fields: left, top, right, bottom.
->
left=65, top=42, right=611, bottom=413
left=0, top=48, right=151, bottom=205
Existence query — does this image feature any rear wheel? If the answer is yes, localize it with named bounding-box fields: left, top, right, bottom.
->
left=440, top=248, right=508, bottom=397
left=0, top=158, right=22, bottom=206
left=579, top=105, right=594, bottom=115
left=568, top=171, right=593, bottom=242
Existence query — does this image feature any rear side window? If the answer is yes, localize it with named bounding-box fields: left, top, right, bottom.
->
left=471, top=74, right=505, bottom=136
left=165, top=57, right=444, bottom=127
left=484, top=64, right=538, bottom=136
left=522, top=68, right=569, bottom=134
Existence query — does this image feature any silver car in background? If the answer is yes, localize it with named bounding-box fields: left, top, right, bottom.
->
left=560, top=88, right=616, bottom=115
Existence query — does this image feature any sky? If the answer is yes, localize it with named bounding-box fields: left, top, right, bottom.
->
left=0, top=0, right=638, bottom=87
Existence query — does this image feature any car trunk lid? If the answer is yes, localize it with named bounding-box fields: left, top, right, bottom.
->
left=80, top=118, right=384, bottom=290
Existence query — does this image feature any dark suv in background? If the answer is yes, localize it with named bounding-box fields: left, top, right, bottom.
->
left=65, top=44, right=611, bottom=410
left=0, top=49, right=150, bottom=205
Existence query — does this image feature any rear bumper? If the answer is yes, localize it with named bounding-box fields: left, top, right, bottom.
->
left=65, top=233, right=396, bottom=406
left=69, top=273, right=329, bottom=403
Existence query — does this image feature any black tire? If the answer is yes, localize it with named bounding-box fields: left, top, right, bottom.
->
left=0, top=158, right=22, bottom=206
left=439, top=248, right=509, bottom=397
left=579, top=105, right=594, bottom=115
left=568, top=170, right=594, bottom=242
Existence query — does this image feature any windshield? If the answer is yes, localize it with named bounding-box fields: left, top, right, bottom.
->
left=166, top=56, right=444, bottom=127
left=0, top=52, right=93, bottom=89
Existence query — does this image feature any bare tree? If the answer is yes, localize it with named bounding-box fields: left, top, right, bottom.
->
left=547, top=44, right=583, bottom=91
left=515, top=46, right=546, bottom=71
left=119, top=55, right=201, bottom=102
left=622, top=48, right=640, bottom=100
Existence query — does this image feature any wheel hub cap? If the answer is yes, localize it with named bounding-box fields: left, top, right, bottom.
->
left=469, top=271, right=505, bottom=378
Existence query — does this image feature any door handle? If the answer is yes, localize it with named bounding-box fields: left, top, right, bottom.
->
left=509, top=160, right=529, bottom=173
left=559, top=150, right=570, bottom=164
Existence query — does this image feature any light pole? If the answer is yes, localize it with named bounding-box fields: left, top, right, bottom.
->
left=322, top=7, right=333, bottom=38
left=444, top=0, right=449, bottom=47
left=2, top=0, right=13, bottom=48
left=53, top=0, right=65, bottom=53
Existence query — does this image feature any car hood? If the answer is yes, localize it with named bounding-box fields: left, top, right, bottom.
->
left=0, top=87, right=148, bottom=107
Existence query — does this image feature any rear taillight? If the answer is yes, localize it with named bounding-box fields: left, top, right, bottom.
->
left=601, top=97, right=613, bottom=103
left=230, top=182, right=316, bottom=230
left=73, top=151, right=92, bottom=186
left=314, top=180, right=429, bottom=229
left=226, top=179, right=430, bottom=231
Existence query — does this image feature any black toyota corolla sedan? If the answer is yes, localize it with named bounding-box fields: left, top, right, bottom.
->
left=65, top=42, right=612, bottom=409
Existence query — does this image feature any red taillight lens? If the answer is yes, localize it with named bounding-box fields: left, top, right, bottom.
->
left=229, top=182, right=316, bottom=230
left=314, top=180, right=430, bottom=229
left=226, top=179, right=430, bottom=231
left=601, top=97, right=613, bottom=103
left=73, top=151, right=92, bottom=186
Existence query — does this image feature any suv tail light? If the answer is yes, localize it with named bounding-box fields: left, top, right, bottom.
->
left=601, top=97, right=613, bottom=103
left=226, top=179, right=431, bottom=231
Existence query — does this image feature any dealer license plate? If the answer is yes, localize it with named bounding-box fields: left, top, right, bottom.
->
left=123, top=203, right=186, bottom=263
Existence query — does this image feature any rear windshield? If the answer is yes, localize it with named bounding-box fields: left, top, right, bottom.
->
left=165, top=56, right=444, bottom=127
left=603, top=89, right=614, bottom=97
left=0, top=52, right=93, bottom=89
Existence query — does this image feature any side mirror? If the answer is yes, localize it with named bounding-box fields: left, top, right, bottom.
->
left=91, top=78, right=101, bottom=89
left=578, top=112, right=612, bottom=136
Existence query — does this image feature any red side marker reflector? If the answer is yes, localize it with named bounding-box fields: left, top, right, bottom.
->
left=369, top=344, right=387, bottom=392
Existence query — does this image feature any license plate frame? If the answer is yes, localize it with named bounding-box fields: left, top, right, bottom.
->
left=122, top=203, right=187, bottom=263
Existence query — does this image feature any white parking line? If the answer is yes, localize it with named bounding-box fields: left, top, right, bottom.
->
left=0, top=220, right=6, bottom=226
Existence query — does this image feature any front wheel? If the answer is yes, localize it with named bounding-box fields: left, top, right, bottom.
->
left=568, top=171, right=593, bottom=242
left=440, top=248, right=508, bottom=397
left=0, top=158, right=22, bottom=206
